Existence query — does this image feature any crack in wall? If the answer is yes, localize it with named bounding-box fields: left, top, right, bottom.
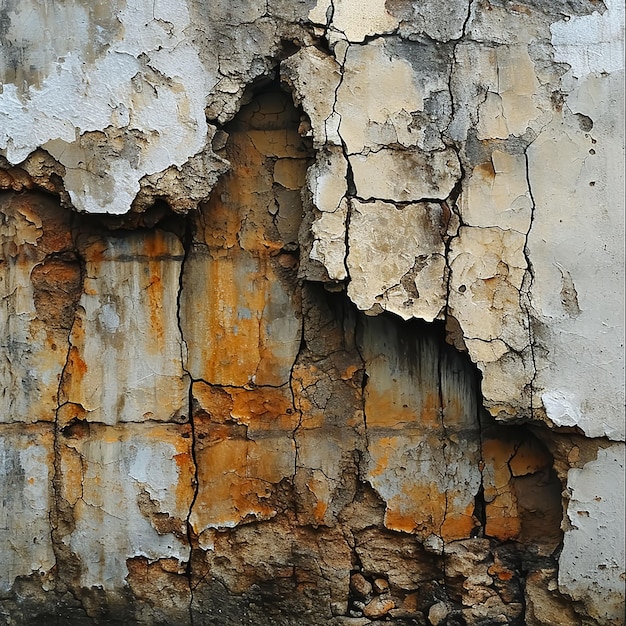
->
left=0, top=0, right=623, bottom=621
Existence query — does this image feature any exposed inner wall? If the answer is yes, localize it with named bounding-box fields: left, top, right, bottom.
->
left=0, top=84, right=615, bottom=626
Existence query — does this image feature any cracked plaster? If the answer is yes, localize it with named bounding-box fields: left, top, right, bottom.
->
left=0, top=0, right=624, bottom=623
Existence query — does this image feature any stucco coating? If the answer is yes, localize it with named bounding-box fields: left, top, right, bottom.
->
left=0, top=0, right=623, bottom=623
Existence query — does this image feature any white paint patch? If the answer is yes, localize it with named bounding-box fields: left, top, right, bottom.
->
left=541, top=389, right=582, bottom=428
left=551, top=0, right=625, bottom=78
left=0, top=0, right=216, bottom=214
left=559, top=444, right=626, bottom=623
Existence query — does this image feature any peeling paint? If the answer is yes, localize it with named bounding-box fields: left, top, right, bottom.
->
left=0, top=0, right=624, bottom=623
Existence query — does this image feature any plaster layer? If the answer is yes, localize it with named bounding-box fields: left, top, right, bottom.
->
left=0, top=0, right=624, bottom=623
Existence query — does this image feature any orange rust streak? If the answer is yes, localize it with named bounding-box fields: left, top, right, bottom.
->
left=146, top=272, right=165, bottom=351
left=312, top=499, right=328, bottom=524
left=440, top=503, right=476, bottom=542
left=194, top=437, right=278, bottom=527
left=66, top=345, right=87, bottom=387
left=485, top=501, right=521, bottom=541
left=420, top=391, right=441, bottom=427
left=173, top=449, right=195, bottom=510
left=368, top=438, right=394, bottom=478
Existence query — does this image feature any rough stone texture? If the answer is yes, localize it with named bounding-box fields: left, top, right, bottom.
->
left=0, top=0, right=624, bottom=624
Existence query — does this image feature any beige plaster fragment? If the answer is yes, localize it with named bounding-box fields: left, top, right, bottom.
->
left=460, top=150, right=532, bottom=233
left=449, top=226, right=527, bottom=350
left=476, top=45, right=545, bottom=140
left=450, top=43, right=550, bottom=143
left=350, top=148, right=461, bottom=202
left=347, top=199, right=447, bottom=321
left=449, top=226, right=533, bottom=418
left=306, top=148, right=349, bottom=280
left=281, top=47, right=342, bottom=148
left=464, top=338, right=509, bottom=363
left=308, top=0, right=331, bottom=26
left=319, top=0, right=399, bottom=43
left=478, top=352, right=535, bottom=421
left=307, top=148, right=348, bottom=214
left=336, top=40, right=431, bottom=154
left=310, top=199, right=348, bottom=281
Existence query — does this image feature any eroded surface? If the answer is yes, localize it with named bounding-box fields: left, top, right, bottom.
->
left=0, top=1, right=624, bottom=624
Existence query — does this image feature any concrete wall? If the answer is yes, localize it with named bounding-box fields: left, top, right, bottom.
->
left=0, top=1, right=623, bottom=624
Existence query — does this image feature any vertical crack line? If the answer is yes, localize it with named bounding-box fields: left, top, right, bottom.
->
left=473, top=387, right=487, bottom=540
left=176, top=215, right=198, bottom=626
left=342, top=192, right=353, bottom=283
left=289, top=311, right=305, bottom=498
left=521, top=148, right=538, bottom=418
left=184, top=378, right=199, bottom=626
left=445, top=32, right=466, bottom=328
left=50, top=209, right=85, bottom=605
left=323, top=40, right=352, bottom=282
left=353, top=315, right=369, bottom=483
left=460, top=0, right=474, bottom=40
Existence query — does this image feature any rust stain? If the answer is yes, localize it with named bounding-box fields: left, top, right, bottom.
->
left=368, top=438, right=394, bottom=478
left=185, top=92, right=306, bottom=388
left=143, top=232, right=176, bottom=353
left=193, top=383, right=297, bottom=432
left=365, top=388, right=418, bottom=428
left=83, top=238, right=108, bottom=268
left=440, top=503, right=476, bottom=542
left=485, top=498, right=521, bottom=541
left=383, top=483, right=448, bottom=536
left=474, top=160, right=497, bottom=181
left=384, top=508, right=418, bottom=534
left=66, top=345, right=88, bottom=387
left=173, top=447, right=195, bottom=511
left=312, top=499, right=328, bottom=524
left=420, top=391, right=441, bottom=427
left=509, top=438, right=552, bottom=477
left=227, top=386, right=298, bottom=431
left=146, top=272, right=165, bottom=349
left=192, top=437, right=277, bottom=529
left=488, top=561, right=515, bottom=581
left=482, top=436, right=523, bottom=541
left=482, top=437, right=514, bottom=491
left=60, top=443, right=85, bottom=506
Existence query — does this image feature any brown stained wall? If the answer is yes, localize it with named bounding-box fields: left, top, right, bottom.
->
left=0, top=85, right=605, bottom=626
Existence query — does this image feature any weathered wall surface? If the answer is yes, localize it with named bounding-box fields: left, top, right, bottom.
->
left=0, top=1, right=624, bottom=625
